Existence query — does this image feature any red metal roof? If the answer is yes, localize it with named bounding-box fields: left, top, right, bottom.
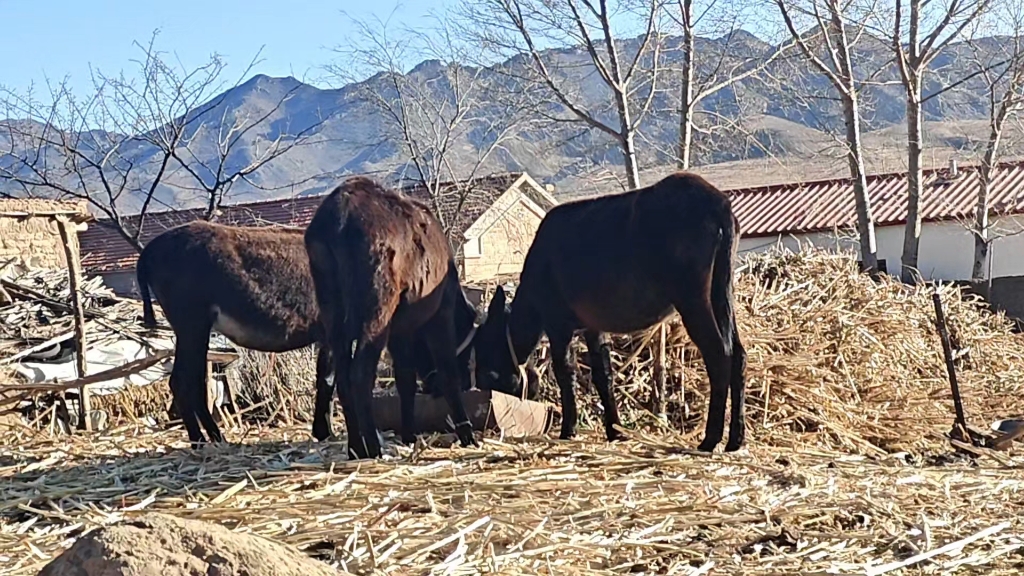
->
left=79, top=173, right=527, bottom=274
left=727, top=160, right=1024, bottom=238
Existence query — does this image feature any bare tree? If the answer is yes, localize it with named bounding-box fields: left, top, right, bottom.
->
left=0, top=31, right=333, bottom=252
left=879, top=0, right=991, bottom=282
left=329, top=11, right=532, bottom=243
left=673, top=0, right=793, bottom=169
left=773, top=0, right=881, bottom=274
left=961, top=2, right=1024, bottom=282
left=462, top=0, right=667, bottom=189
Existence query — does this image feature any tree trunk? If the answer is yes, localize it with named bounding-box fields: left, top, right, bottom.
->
left=972, top=175, right=992, bottom=283
left=841, top=91, right=879, bottom=275
left=678, top=4, right=695, bottom=171
left=678, top=103, right=694, bottom=171
left=613, top=74, right=641, bottom=190
left=901, top=79, right=925, bottom=284
left=622, top=129, right=641, bottom=190
left=973, top=106, right=1008, bottom=282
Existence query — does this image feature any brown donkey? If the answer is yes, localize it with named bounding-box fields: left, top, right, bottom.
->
left=305, top=176, right=479, bottom=459
left=472, top=172, right=748, bottom=453
left=136, top=221, right=477, bottom=448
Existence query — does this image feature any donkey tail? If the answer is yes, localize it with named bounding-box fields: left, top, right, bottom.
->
left=710, top=211, right=739, bottom=356
left=304, top=198, right=353, bottom=346
left=136, top=251, right=158, bottom=328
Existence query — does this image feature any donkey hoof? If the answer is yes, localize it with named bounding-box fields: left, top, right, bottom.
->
left=558, top=428, right=577, bottom=441
left=606, top=429, right=625, bottom=442
left=724, top=439, right=745, bottom=453
left=696, top=438, right=719, bottom=453
left=455, top=427, right=478, bottom=448
left=312, top=426, right=333, bottom=442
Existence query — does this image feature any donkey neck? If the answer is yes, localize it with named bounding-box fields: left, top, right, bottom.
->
left=507, top=297, right=543, bottom=366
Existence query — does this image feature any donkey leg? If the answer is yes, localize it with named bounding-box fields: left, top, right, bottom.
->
left=675, top=298, right=731, bottom=453
left=350, top=336, right=386, bottom=459
left=548, top=330, right=579, bottom=440
left=583, top=330, right=623, bottom=442
left=312, top=345, right=336, bottom=442
left=725, top=329, right=748, bottom=452
left=423, top=316, right=477, bottom=448
left=168, top=329, right=210, bottom=448
left=189, top=330, right=224, bottom=444
left=330, top=339, right=363, bottom=459
left=388, top=339, right=420, bottom=445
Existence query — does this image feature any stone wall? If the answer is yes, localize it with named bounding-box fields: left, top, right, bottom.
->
left=0, top=199, right=90, bottom=269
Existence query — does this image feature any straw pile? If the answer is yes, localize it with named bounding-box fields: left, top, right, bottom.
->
left=0, top=264, right=128, bottom=355
left=0, top=260, right=242, bottom=428
left=230, top=347, right=320, bottom=425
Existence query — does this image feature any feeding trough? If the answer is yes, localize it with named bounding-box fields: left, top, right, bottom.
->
left=371, top=389, right=555, bottom=438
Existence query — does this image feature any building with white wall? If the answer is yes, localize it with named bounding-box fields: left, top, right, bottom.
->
left=727, top=160, right=1024, bottom=281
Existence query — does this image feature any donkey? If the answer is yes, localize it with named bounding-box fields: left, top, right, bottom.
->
left=472, top=172, right=748, bottom=453
left=304, top=176, right=480, bottom=459
left=135, top=220, right=477, bottom=449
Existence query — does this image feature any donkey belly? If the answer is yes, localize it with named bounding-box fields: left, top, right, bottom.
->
left=568, top=289, right=675, bottom=335
left=211, top=306, right=312, bottom=352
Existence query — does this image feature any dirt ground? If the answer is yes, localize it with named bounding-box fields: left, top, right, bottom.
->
left=2, top=423, right=1024, bottom=575
left=37, top=512, right=347, bottom=576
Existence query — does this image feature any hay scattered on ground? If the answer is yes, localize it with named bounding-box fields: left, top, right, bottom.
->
left=2, top=425, right=1024, bottom=575
left=5, top=248, right=1024, bottom=574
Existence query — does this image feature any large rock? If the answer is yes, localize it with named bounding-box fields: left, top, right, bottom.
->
left=38, top=512, right=347, bottom=576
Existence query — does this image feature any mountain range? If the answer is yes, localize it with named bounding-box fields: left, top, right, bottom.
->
left=2, top=29, right=1022, bottom=212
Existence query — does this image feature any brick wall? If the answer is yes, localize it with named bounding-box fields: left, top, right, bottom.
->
left=0, top=199, right=90, bottom=269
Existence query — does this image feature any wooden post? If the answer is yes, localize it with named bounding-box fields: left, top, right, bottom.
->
left=932, top=289, right=974, bottom=446
left=206, top=359, right=216, bottom=421
left=653, top=323, right=667, bottom=422
left=56, top=217, right=91, bottom=431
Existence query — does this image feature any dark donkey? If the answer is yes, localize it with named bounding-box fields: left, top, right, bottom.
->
left=305, top=176, right=480, bottom=459
left=472, top=172, right=748, bottom=453
left=136, top=220, right=477, bottom=448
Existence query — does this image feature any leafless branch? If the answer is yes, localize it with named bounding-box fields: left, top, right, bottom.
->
left=0, top=29, right=335, bottom=251
left=328, top=9, right=533, bottom=243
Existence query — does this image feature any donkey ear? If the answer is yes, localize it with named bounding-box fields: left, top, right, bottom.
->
left=488, top=286, right=506, bottom=314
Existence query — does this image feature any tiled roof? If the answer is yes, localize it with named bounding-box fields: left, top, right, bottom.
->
left=402, top=173, right=526, bottom=238
left=727, top=160, right=1024, bottom=238
left=78, top=173, right=528, bottom=274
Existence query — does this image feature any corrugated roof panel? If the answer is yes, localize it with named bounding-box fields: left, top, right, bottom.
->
left=727, top=161, right=1024, bottom=238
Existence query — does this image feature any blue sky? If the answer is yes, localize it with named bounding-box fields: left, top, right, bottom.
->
left=0, top=0, right=450, bottom=95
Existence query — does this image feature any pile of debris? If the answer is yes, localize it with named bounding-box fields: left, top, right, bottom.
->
left=0, top=259, right=237, bottom=430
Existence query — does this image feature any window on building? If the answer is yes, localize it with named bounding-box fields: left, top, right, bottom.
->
left=464, top=236, right=482, bottom=258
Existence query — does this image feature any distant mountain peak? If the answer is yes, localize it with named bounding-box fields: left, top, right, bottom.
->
left=240, top=73, right=304, bottom=90
left=408, top=59, right=446, bottom=76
